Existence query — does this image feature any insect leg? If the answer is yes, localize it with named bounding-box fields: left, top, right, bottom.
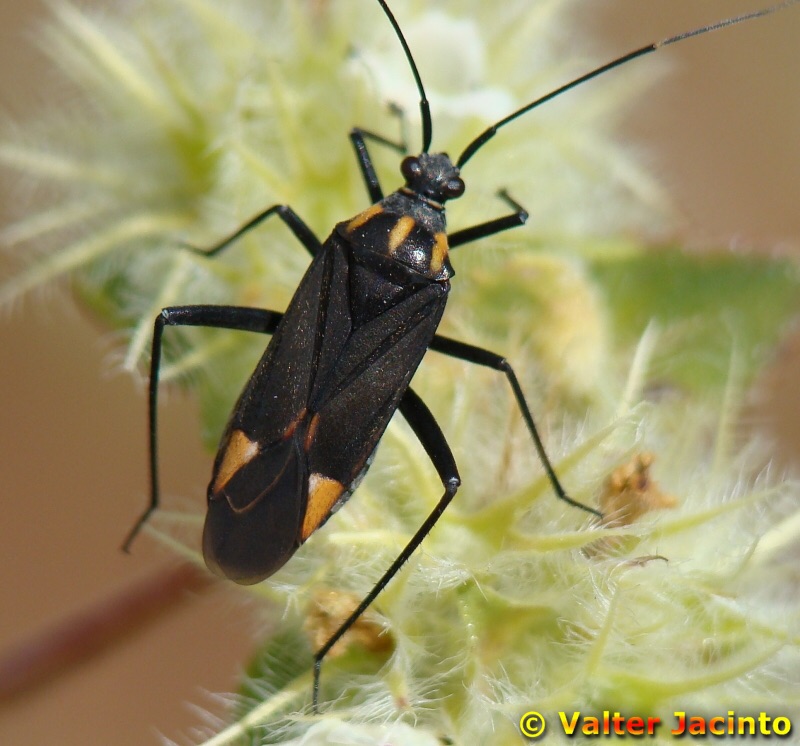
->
left=448, top=189, right=528, bottom=248
left=313, top=386, right=460, bottom=710
left=189, top=205, right=321, bottom=258
left=121, top=305, right=285, bottom=552
left=350, top=107, right=408, bottom=203
left=429, top=335, right=602, bottom=518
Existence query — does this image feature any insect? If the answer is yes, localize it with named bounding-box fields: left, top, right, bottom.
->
left=122, top=0, right=798, bottom=709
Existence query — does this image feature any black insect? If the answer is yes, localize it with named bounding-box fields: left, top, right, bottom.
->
left=123, top=0, right=798, bottom=708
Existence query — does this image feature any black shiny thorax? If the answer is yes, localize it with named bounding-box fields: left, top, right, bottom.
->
left=336, top=152, right=463, bottom=282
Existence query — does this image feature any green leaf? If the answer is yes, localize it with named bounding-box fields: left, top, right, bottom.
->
left=587, top=245, right=800, bottom=394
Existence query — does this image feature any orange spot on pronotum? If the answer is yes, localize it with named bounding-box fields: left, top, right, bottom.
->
left=345, top=203, right=383, bottom=233
left=387, top=215, right=415, bottom=253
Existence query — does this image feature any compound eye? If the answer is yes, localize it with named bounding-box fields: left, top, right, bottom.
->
left=401, top=156, right=421, bottom=182
left=445, top=177, right=465, bottom=198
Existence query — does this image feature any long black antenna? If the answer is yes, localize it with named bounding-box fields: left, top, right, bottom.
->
left=458, top=0, right=799, bottom=168
left=376, top=0, right=432, bottom=152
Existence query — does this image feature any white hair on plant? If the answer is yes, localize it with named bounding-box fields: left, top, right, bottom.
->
left=2, top=1, right=799, bottom=744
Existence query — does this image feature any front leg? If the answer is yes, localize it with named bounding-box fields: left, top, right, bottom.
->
left=188, top=205, right=321, bottom=259
left=350, top=105, right=408, bottom=203
left=448, top=189, right=528, bottom=249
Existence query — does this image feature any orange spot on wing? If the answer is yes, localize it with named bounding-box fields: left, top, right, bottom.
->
left=304, top=412, right=321, bottom=452
left=282, top=407, right=307, bottom=440
left=301, top=473, right=345, bottom=541
left=212, top=429, right=259, bottom=492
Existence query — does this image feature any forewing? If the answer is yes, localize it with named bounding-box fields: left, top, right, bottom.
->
left=203, top=243, right=343, bottom=583
left=301, top=267, right=448, bottom=538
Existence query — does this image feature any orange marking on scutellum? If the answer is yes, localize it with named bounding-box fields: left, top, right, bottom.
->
left=304, top=412, right=321, bottom=452
left=431, top=231, right=448, bottom=274
left=212, top=429, right=259, bottom=492
left=387, top=215, right=416, bottom=253
left=301, top=473, right=345, bottom=540
left=346, top=203, right=383, bottom=233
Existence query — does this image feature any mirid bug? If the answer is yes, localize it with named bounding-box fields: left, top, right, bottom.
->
left=121, top=0, right=799, bottom=709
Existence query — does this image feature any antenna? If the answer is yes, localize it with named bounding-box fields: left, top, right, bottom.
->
left=376, top=0, right=433, bottom=153
left=457, top=0, right=799, bottom=168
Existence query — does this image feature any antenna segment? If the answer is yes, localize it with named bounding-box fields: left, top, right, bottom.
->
left=457, top=0, right=799, bottom=168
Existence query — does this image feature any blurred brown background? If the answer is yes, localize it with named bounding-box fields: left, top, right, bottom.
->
left=1, top=2, right=798, bottom=744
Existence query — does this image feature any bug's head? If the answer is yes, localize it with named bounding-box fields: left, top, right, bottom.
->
left=401, top=153, right=465, bottom=206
